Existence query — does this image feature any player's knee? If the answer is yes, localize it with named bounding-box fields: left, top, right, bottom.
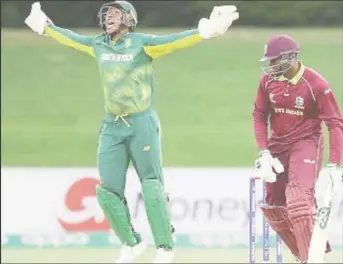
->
left=97, top=183, right=125, bottom=200
left=141, top=178, right=168, bottom=203
left=144, top=173, right=159, bottom=181
left=96, top=167, right=126, bottom=196
left=286, top=183, right=314, bottom=221
left=141, top=178, right=162, bottom=192
left=140, top=168, right=163, bottom=184
left=260, top=206, right=289, bottom=232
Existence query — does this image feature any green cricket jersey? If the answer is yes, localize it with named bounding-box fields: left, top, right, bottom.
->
left=45, top=25, right=203, bottom=115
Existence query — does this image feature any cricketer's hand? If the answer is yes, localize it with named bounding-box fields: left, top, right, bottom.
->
left=254, top=150, right=284, bottom=183
left=25, top=2, right=53, bottom=35
left=198, top=5, right=239, bottom=39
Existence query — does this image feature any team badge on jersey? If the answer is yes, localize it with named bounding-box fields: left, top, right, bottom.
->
left=269, top=93, right=276, bottom=103
left=295, top=96, right=304, bottom=109
left=124, top=38, right=132, bottom=49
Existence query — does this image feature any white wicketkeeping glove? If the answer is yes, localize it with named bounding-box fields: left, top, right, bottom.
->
left=24, top=2, right=53, bottom=35
left=198, top=5, right=239, bottom=39
left=254, top=150, right=284, bottom=183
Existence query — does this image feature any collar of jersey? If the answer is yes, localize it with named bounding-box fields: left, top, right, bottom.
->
left=278, top=61, right=305, bottom=85
left=105, top=32, right=129, bottom=44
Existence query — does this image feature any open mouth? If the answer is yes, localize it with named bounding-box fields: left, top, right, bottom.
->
left=106, top=18, right=117, bottom=29
left=106, top=21, right=114, bottom=27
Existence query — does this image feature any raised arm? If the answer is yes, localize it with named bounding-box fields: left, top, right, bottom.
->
left=45, top=25, right=96, bottom=57
left=140, top=5, right=240, bottom=59
left=25, top=2, right=95, bottom=57
left=25, top=2, right=240, bottom=59
left=142, top=30, right=203, bottom=60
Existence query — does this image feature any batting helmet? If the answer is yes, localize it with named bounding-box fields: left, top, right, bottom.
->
left=260, top=35, right=300, bottom=78
left=98, top=1, right=138, bottom=32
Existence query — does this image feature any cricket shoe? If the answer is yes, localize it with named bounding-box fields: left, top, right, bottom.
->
left=153, top=248, right=174, bottom=263
left=116, top=241, right=147, bottom=263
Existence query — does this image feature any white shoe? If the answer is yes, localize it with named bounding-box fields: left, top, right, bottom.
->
left=153, top=248, right=174, bottom=263
left=116, top=241, right=147, bottom=263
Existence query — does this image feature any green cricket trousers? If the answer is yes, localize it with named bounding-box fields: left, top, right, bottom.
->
left=96, top=107, right=174, bottom=249
left=97, top=107, right=164, bottom=196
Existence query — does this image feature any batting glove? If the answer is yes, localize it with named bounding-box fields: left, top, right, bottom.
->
left=24, top=2, right=53, bottom=35
left=324, top=164, right=343, bottom=196
left=198, top=5, right=239, bottom=39
left=254, top=149, right=284, bottom=183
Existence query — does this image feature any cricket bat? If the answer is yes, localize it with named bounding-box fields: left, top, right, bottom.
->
left=307, top=173, right=334, bottom=263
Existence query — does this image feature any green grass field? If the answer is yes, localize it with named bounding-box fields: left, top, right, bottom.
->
left=2, top=247, right=343, bottom=263
left=1, top=28, right=342, bottom=167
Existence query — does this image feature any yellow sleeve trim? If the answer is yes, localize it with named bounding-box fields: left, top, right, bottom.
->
left=45, top=26, right=95, bottom=57
left=143, top=33, right=203, bottom=60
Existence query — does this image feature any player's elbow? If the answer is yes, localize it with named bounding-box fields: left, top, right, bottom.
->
left=325, top=118, right=343, bottom=130
left=253, top=109, right=268, bottom=125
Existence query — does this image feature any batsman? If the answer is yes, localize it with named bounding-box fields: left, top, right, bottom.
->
left=253, top=35, right=343, bottom=263
left=24, top=1, right=239, bottom=263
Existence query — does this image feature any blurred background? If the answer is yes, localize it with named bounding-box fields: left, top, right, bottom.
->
left=1, top=1, right=342, bottom=263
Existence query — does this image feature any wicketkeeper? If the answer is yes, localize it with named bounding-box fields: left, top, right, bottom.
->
left=253, top=34, right=343, bottom=263
left=24, top=1, right=239, bottom=263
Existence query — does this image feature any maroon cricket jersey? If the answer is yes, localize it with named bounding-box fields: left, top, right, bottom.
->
left=253, top=63, right=343, bottom=164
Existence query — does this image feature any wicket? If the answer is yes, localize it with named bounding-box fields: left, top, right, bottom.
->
left=249, top=178, right=283, bottom=263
